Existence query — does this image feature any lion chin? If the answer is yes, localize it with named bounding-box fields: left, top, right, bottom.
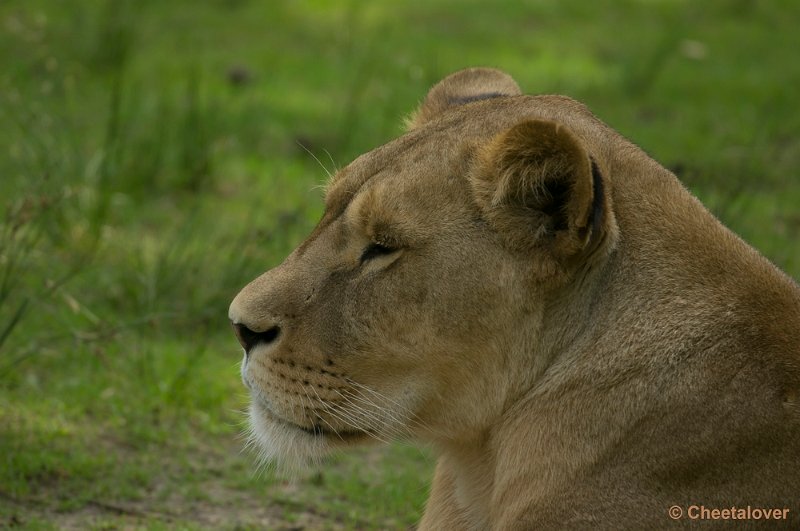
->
left=246, top=400, right=328, bottom=471
left=230, top=67, right=800, bottom=529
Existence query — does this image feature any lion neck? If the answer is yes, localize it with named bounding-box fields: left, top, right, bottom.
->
left=431, top=255, right=622, bottom=528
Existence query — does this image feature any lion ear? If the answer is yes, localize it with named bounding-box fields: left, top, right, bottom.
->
left=406, top=68, right=521, bottom=130
left=471, top=119, right=616, bottom=277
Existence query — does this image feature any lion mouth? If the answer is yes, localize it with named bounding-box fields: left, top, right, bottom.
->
left=253, top=395, right=368, bottom=441
left=295, top=422, right=367, bottom=440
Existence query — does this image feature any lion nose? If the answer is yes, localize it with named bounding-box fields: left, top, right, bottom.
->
left=232, top=322, right=281, bottom=353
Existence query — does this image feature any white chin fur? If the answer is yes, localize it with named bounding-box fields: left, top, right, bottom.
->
left=246, top=402, right=328, bottom=473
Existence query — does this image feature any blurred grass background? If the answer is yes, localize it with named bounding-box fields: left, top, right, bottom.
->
left=1, top=0, right=798, bottom=528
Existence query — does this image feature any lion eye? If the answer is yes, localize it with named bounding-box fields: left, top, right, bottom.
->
left=360, top=242, right=396, bottom=263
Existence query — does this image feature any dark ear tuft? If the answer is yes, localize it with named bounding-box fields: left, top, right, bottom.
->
left=406, top=68, right=521, bottom=130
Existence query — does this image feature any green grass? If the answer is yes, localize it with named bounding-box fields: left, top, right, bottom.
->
left=1, top=0, right=798, bottom=528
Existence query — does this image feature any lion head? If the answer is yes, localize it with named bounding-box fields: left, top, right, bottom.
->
left=229, top=68, right=618, bottom=466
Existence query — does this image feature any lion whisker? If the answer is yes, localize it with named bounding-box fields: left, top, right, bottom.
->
left=332, top=388, right=399, bottom=439
left=315, top=387, right=398, bottom=445
left=337, top=386, right=413, bottom=440
left=344, top=379, right=422, bottom=435
left=296, top=140, right=333, bottom=179
left=308, top=385, right=375, bottom=436
left=304, top=385, right=346, bottom=443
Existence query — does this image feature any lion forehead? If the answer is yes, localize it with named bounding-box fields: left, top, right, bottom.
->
left=324, top=139, right=480, bottom=239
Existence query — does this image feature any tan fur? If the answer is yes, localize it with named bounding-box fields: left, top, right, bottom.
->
left=230, top=68, right=800, bottom=529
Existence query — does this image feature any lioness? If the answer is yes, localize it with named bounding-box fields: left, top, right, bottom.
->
left=229, top=68, right=800, bottom=529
